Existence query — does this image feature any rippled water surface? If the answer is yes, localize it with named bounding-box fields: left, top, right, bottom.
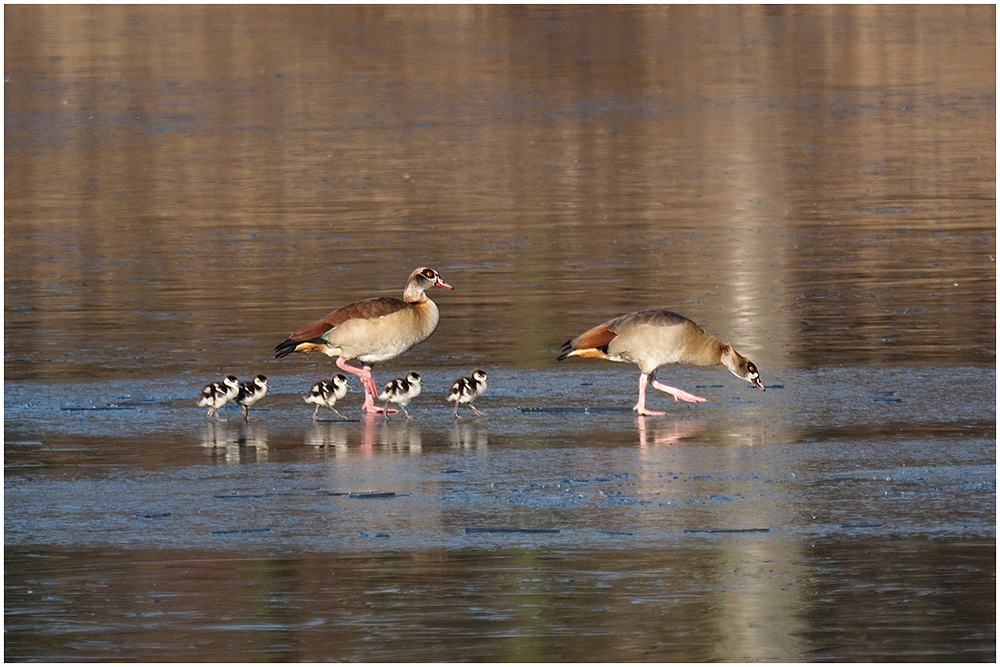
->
left=5, top=5, right=995, bottom=662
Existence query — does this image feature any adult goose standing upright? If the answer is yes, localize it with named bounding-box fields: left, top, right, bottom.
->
left=275, top=267, right=453, bottom=413
left=558, top=309, right=764, bottom=416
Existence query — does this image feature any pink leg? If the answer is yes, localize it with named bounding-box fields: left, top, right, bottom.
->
left=632, top=374, right=666, bottom=416
left=335, top=358, right=396, bottom=414
left=649, top=373, right=707, bottom=403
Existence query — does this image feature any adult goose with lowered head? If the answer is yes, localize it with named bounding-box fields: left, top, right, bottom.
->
left=558, top=309, right=764, bottom=416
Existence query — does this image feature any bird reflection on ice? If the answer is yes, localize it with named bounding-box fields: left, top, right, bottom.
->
left=635, top=416, right=706, bottom=447
left=450, top=420, right=488, bottom=451
left=306, top=421, right=349, bottom=456
left=307, top=413, right=424, bottom=457
left=199, top=421, right=269, bottom=463
left=378, top=418, right=422, bottom=454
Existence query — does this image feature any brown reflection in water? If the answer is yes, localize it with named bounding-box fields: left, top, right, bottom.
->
left=4, top=542, right=993, bottom=662
left=4, top=5, right=994, bottom=382
left=631, top=424, right=813, bottom=661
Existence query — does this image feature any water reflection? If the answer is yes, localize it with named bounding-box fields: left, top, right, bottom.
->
left=709, top=542, right=809, bottom=661
left=450, top=420, right=489, bottom=451
left=635, top=415, right=706, bottom=447
left=199, top=421, right=269, bottom=463
left=5, top=541, right=993, bottom=662
left=3, top=6, right=994, bottom=382
left=303, top=415, right=489, bottom=455
left=378, top=419, right=422, bottom=455
left=306, top=414, right=427, bottom=458
left=305, top=421, right=349, bottom=454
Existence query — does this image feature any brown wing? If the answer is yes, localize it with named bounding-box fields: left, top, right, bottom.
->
left=558, top=321, right=618, bottom=360
left=569, top=322, right=617, bottom=350
left=290, top=297, right=409, bottom=342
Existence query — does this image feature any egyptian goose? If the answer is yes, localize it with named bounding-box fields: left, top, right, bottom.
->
left=558, top=310, right=765, bottom=416
left=447, top=369, right=488, bottom=417
left=275, top=267, right=453, bottom=413
left=377, top=371, right=422, bottom=419
left=235, top=374, right=269, bottom=421
left=198, top=375, right=240, bottom=421
left=303, top=374, right=350, bottom=421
